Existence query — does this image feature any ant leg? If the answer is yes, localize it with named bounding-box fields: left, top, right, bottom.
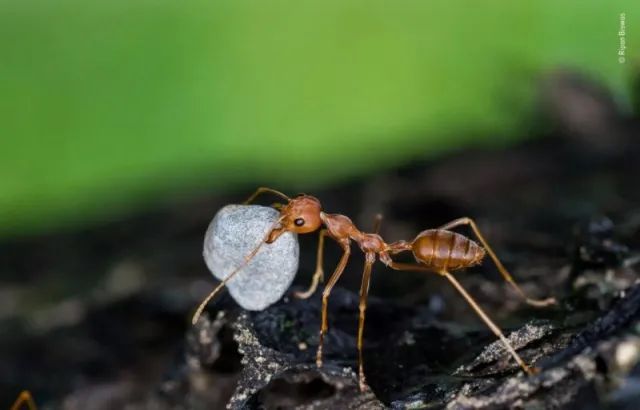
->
left=440, top=270, right=534, bottom=374
left=243, top=187, right=290, bottom=204
left=317, top=243, right=351, bottom=368
left=372, top=213, right=383, bottom=234
left=10, top=390, right=37, bottom=410
left=439, top=217, right=556, bottom=307
left=357, top=253, right=375, bottom=392
left=294, top=229, right=328, bottom=299
left=383, top=259, right=534, bottom=375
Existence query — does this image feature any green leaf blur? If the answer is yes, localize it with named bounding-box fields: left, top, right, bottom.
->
left=0, top=0, right=637, bottom=235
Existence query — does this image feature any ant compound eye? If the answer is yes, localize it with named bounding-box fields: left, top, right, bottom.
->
left=294, top=218, right=305, bottom=227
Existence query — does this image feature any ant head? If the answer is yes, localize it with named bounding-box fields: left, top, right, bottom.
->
left=267, top=195, right=323, bottom=242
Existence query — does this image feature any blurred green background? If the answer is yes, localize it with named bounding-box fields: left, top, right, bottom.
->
left=1, top=0, right=637, bottom=236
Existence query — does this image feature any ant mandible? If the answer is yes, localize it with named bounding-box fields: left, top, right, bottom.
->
left=192, top=187, right=557, bottom=392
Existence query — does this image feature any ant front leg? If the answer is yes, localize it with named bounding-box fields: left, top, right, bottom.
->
left=243, top=187, right=290, bottom=204
left=10, top=390, right=37, bottom=410
left=357, top=252, right=375, bottom=392
left=294, top=229, right=328, bottom=299
left=316, top=242, right=351, bottom=368
left=439, top=217, right=556, bottom=307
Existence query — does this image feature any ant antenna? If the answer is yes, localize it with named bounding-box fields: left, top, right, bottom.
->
left=191, top=216, right=285, bottom=325
left=244, top=187, right=291, bottom=205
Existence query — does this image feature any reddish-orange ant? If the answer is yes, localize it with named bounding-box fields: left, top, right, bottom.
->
left=10, top=391, right=36, bottom=410
left=192, top=188, right=557, bottom=392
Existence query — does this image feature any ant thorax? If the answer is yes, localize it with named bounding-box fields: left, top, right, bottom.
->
left=320, top=213, right=357, bottom=241
left=355, top=232, right=387, bottom=254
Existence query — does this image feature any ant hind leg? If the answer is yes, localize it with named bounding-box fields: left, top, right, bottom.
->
left=440, top=269, right=535, bottom=374
left=439, top=217, right=556, bottom=307
left=384, top=259, right=534, bottom=375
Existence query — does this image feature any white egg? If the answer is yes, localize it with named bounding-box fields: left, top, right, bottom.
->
left=203, top=205, right=299, bottom=310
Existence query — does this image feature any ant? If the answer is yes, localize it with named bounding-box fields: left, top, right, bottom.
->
left=192, top=187, right=557, bottom=392
left=10, top=391, right=36, bottom=410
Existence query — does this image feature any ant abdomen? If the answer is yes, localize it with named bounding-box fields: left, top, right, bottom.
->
left=412, top=229, right=486, bottom=271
